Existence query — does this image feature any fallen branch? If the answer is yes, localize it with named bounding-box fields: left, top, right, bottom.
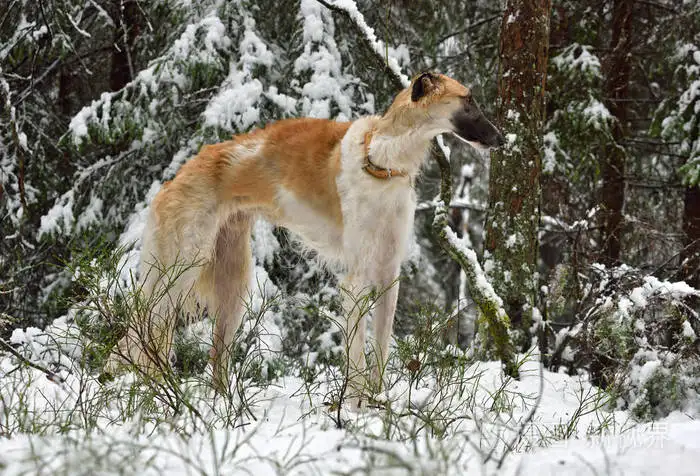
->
left=0, top=337, right=66, bottom=384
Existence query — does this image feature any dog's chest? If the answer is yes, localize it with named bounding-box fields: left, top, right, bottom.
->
left=339, top=175, right=416, bottom=262
left=347, top=181, right=414, bottom=225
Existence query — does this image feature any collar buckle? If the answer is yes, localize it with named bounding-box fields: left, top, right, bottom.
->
left=362, top=130, right=407, bottom=180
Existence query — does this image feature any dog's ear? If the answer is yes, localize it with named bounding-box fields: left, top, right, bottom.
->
left=411, top=72, right=438, bottom=102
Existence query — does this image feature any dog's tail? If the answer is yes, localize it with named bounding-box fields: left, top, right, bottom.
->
left=104, top=148, right=255, bottom=383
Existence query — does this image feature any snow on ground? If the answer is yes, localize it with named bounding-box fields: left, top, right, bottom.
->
left=518, top=416, right=700, bottom=475
left=1, top=318, right=699, bottom=475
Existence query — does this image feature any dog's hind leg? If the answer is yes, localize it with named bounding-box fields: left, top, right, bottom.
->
left=106, top=214, right=205, bottom=377
left=105, top=175, right=223, bottom=377
left=204, top=211, right=254, bottom=391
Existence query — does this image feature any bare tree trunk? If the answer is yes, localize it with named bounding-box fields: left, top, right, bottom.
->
left=679, top=81, right=700, bottom=288
left=485, top=0, right=551, bottom=345
left=601, top=0, right=633, bottom=266
left=110, top=0, right=139, bottom=91
left=681, top=185, right=700, bottom=288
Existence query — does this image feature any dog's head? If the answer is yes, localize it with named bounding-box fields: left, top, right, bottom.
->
left=387, top=72, right=504, bottom=149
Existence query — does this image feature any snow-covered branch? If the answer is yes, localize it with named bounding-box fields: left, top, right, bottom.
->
left=431, top=138, right=518, bottom=377
left=314, top=0, right=409, bottom=90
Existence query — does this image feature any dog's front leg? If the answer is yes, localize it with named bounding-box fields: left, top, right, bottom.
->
left=364, top=261, right=400, bottom=392
left=340, top=262, right=401, bottom=407
left=370, top=268, right=401, bottom=392
left=340, top=271, right=371, bottom=407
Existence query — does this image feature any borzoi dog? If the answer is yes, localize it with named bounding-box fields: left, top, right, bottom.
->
left=105, top=72, right=503, bottom=401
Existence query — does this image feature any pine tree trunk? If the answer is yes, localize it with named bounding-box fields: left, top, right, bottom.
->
left=601, top=0, right=633, bottom=266
left=681, top=185, right=700, bottom=289
left=679, top=76, right=700, bottom=288
left=485, top=0, right=551, bottom=343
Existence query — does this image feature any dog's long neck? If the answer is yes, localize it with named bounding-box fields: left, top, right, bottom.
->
left=365, top=122, right=436, bottom=179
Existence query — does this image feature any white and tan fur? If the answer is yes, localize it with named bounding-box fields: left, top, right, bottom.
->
left=105, top=73, right=502, bottom=396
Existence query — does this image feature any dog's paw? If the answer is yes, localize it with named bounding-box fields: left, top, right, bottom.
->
left=101, top=351, right=128, bottom=378
left=97, top=371, right=115, bottom=384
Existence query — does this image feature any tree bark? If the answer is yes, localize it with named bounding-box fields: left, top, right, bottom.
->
left=679, top=69, right=700, bottom=289
left=485, top=0, right=551, bottom=340
left=681, top=183, right=700, bottom=289
left=601, top=0, right=633, bottom=266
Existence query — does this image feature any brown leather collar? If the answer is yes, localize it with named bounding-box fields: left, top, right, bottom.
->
left=362, top=130, right=408, bottom=180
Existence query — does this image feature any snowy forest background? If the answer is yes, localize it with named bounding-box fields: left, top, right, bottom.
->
left=1, top=0, right=700, bottom=474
